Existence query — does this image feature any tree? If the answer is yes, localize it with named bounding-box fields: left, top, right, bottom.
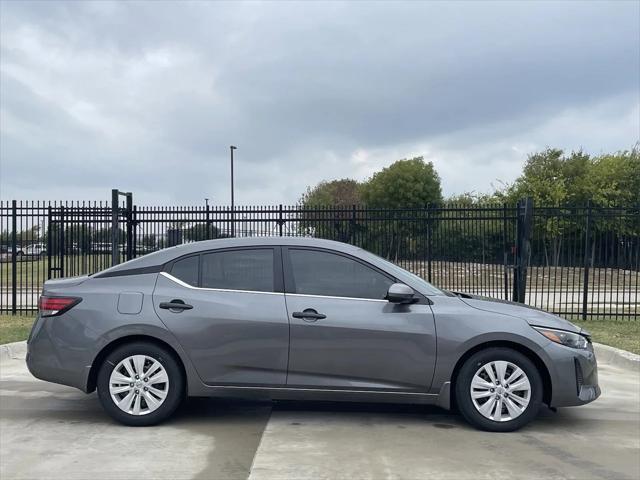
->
left=360, top=157, right=443, bottom=260
left=505, top=148, right=589, bottom=206
left=299, top=179, right=362, bottom=207
left=503, top=149, right=593, bottom=266
left=498, top=147, right=639, bottom=267
left=361, top=157, right=442, bottom=208
left=437, top=194, right=507, bottom=265
left=587, top=149, right=640, bottom=207
left=297, top=179, right=363, bottom=241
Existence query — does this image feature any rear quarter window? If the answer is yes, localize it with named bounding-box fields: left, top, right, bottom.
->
left=170, top=255, right=199, bottom=286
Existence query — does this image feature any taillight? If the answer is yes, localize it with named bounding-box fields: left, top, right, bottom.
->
left=38, top=296, right=81, bottom=317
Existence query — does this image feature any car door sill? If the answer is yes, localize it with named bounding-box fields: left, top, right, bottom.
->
left=196, top=384, right=440, bottom=405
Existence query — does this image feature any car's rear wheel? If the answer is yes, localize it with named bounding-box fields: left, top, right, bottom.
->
left=97, top=342, right=184, bottom=426
left=455, top=347, right=543, bottom=432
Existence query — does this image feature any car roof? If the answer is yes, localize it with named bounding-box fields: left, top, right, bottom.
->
left=96, top=236, right=364, bottom=274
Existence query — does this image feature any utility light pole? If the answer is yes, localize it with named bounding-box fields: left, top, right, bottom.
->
left=230, top=145, right=237, bottom=237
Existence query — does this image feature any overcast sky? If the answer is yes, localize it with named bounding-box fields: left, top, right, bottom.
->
left=1, top=0, right=638, bottom=206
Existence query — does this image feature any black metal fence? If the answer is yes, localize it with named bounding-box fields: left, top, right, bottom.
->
left=1, top=199, right=638, bottom=320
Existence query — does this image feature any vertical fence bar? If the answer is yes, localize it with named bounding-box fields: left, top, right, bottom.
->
left=582, top=202, right=592, bottom=320
left=111, top=189, right=119, bottom=265
left=47, top=205, right=52, bottom=279
left=132, top=204, right=138, bottom=258
left=206, top=204, right=211, bottom=240
left=59, top=205, right=65, bottom=278
left=11, top=200, right=17, bottom=315
left=513, top=198, right=533, bottom=303
left=502, top=203, right=509, bottom=299
left=426, top=205, right=432, bottom=283
left=126, top=193, right=133, bottom=261
left=512, top=201, right=521, bottom=303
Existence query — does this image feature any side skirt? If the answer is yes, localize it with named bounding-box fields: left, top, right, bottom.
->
left=190, top=384, right=443, bottom=406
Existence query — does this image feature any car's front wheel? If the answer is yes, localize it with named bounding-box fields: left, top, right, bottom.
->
left=97, top=342, right=184, bottom=426
left=455, top=347, right=543, bottom=432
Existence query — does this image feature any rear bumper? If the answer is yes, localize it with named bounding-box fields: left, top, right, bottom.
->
left=26, top=315, right=92, bottom=392
left=547, top=341, right=600, bottom=407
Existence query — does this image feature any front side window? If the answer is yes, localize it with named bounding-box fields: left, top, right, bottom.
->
left=202, top=249, right=274, bottom=292
left=288, top=249, right=394, bottom=300
left=170, top=255, right=199, bottom=286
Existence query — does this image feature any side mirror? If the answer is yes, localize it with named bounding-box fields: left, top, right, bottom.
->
left=386, top=283, right=417, bottom=304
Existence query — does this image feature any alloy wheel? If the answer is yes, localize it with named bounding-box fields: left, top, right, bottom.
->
left=470, top=360, right=531, bottom=422
left=109, top=355, right=170, bottom=416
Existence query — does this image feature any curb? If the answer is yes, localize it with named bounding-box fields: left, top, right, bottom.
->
left=0, top=341, right=27, bottom=362
left=593, top=343, right=640, bottom=372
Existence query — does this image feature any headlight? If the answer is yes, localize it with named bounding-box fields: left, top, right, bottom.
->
left=533, top=327, right=589, bottom=349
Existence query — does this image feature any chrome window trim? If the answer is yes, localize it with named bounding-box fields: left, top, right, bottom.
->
left=285, top=292, right=388, bottom=303
left=159, top=272, right=283, bottom=296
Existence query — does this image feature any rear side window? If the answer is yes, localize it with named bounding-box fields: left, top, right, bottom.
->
left=288, top=249, right=394, bottom=300
left=202, top=249, right=274, bottom=292
left=170, top=255, right=199, bottom=286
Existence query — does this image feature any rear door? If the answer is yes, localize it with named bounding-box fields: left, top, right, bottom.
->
left=153, top=247, right=289, bottom=386
left=283, top=247, right=436, bottom=391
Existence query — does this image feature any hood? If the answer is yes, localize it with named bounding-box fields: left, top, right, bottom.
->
left=453, top=292, right=581, bottom=333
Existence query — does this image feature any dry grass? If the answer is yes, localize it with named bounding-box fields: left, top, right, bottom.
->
left=0, top=314, right=35, bottom=344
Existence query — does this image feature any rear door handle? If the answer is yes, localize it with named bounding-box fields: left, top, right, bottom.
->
left=292, top=309, right=326, bottom=322
left=159, top=299, right=193, bottom=311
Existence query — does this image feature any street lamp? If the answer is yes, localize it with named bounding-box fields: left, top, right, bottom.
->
left=230, top=145, right=237, bottom=237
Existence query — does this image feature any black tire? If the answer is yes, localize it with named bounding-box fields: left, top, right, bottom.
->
left=97, top=342, right=184, bottom=426
left=455, top=347, right=543, bottom=432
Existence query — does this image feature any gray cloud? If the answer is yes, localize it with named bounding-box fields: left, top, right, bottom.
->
left=1, top=0, right=638, bottom=205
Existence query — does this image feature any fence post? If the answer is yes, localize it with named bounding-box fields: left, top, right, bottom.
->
left=47, top=205, right=52, bottom=279
left=131, top=204, right=138, bottom=259
left=502, top=203, right=509, bottom=299
left=59, top=205, right=65, bottom=278
left=350, top=204, right=357, bottom=244
left=11, top=200, right=17, bottom=315
left=513, top=198, right=533, bottom=303
left=279, top=204, right=284, bottom=237
left=125, top=192, right=133, bottom=261
left=111, top=189, right=119, bottom=266
left=426, top=205, right=432, bottom=283
left=206, top=204, right=211, bottom=239
left=582, top=202, right=592, bottom=321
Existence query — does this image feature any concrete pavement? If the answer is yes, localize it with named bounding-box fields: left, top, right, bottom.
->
left=1, top=354, right=639, bottom=480
left=0, top=357, right=271, bottom=480
left=249, top=362, right=640, bottom=480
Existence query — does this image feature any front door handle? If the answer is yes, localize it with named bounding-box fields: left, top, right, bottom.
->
left=292, top=309, right=326, bottom=322
left=159, top=299, right=193, bottom=311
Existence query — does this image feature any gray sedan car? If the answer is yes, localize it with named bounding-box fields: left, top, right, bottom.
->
left=27, top=237, right=600, bottom=431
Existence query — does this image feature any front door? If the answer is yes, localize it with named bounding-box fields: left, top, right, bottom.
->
left=153, top=247, right=289, bottom=386
left=283, top=247, right=436, bottom=391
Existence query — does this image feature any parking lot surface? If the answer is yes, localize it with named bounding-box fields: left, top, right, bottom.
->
left=1, top=355, right=638, bottom=480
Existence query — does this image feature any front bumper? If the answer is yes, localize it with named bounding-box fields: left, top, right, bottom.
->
left=546, top=340, right=601, bottom=407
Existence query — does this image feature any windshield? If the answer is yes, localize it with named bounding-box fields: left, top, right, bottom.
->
left=364, top=252, right=445, bottom=296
